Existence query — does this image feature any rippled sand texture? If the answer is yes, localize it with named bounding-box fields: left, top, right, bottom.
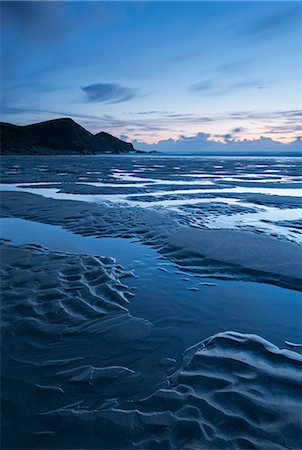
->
left=1, top=241, right=152, bottom=448
left=106, top=332, right=302, bottom=450
left=1, top=156, right=302, bottom=449
left=1, top=241, right=145, bottom=335
left=2, top=242, right=301, bottom=449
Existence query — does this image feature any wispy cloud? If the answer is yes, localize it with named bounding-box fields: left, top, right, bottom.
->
left=191, top=80, right=215, bottom=93
left=242, top=7, right=300, bottom=38
left=232, top=127, right=246, bottom=133
left=2, top=2, right=65, bottom=42
left=2, top=1, right=119, bottom=43
left=190, top=79, right=267, bottom=96
left=228, top=110, right=302, bottom=121
left=199, top=59, right=251, bottom=78
left=81, top=83, right=138, bottom=104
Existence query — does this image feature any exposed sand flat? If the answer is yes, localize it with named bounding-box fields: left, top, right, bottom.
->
left=1, top=156, right=302, bottom=449
left=0, top=190, right=180, bottom=241
left=166, top=228, right=302, bottom=284
left=1, top=190, right=301, bottom=290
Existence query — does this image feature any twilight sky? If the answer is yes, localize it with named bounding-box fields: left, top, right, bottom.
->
left=1, top=1, right=301, bottom=151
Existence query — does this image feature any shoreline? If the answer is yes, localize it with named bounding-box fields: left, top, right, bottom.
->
left=1, top=155, right=301, bottom=449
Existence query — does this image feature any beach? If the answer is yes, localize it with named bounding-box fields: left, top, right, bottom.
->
left=1, top=155, right=302, bottom=449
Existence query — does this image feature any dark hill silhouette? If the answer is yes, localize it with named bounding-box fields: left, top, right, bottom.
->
left=0, top=118, right=137, bottom=155
left=95, top=131, right=135, bottom=153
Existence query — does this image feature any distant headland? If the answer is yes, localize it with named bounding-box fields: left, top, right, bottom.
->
left=0, top=118, right=143, bottom=155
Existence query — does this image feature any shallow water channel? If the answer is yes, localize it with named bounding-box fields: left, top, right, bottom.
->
left=1, top=217, right=301, bottom=357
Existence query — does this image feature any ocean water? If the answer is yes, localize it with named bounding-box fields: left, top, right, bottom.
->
left=1, top=156, right=302, bottom=449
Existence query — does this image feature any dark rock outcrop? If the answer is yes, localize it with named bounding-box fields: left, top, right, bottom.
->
left=0, top=118, right=137, bottom=155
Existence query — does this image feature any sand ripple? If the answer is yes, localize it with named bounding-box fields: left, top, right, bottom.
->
left=1, top=241, right=149, bottom=337
left=99, top=332, right=302, bottom=449
left=17, top=331, right=301, bottom=449
left=1, top=240, right=301, bottom=448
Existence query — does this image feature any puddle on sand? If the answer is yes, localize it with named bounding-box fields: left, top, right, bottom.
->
left=201, top=207, right=302, bottom=243
left=1, top=181, right=301, bottom=243
left=1, top=182, right=302, bottom=200
left=0, top=217, right=157, bottom=271
left=1, top=217, right=301, bottom=353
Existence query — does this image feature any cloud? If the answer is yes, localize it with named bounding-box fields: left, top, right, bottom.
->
left=191, top=80, right=215, bottom=93
left=284, top=111, right=302, bottom=118
left=239, top=2, right=301, bottom=42
left=228, top=110, right=302, bottom=122
left=190, top=79, right=267, bottom=96
left=81, top=83, right=138, bottom=104
left=213, top=60, right=250, bottom=75
left=199, top=59, right=251, bottom=79
left=232, top=127, right=246, bottom=133
left=1, top=1, right=68, bottom=42
left=1, top=2, right=123, bottom=84
left=168, top=49, right=203, bottom=63
left=1, top=2, right=116, bottom=43
left=119, top=134, right=128, bottom=141
left=243, top=7, right=300, bottom=38
left=133, top=132, right=212, bottom=153
left=133, top=132, right=302, bottom=154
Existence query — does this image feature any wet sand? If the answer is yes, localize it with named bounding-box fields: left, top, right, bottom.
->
left=1, top=156, right=302, bottom=449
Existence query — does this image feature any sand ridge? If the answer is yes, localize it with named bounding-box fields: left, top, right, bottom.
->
left=1, top=190, right=301, bottom=290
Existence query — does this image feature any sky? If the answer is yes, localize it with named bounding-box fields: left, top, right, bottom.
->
left=1, top=1, right=301, bottom=153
